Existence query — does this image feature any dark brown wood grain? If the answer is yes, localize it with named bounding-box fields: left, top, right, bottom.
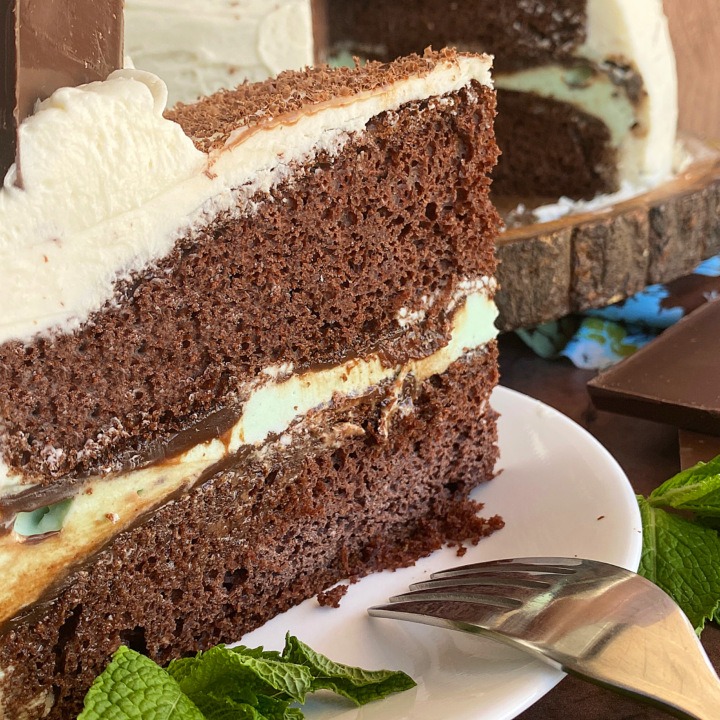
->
left=495, top=138, right=720, bottom=331
left=570, top=209, right=649, bottom=313
left=495, top=227, right=572, bottom=329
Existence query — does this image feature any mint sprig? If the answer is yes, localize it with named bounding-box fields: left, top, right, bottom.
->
left=637, top=456, right=720, bottom=633
left=281, top=634, right=416, bottom=705
left=648, top=456, right=720, bottom=516
left=638, top=497, right=720, bottom=632
left=80, top=637, right=416, bottom=720
left=168, top=645, right=314, bottom=704
left=78, top=645, right=205, bottom=720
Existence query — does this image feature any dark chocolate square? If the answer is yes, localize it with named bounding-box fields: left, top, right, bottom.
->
left=588, top=299, right=720, bottom=435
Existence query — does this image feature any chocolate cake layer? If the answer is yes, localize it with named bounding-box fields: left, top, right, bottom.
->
left=324, top=0, right=586, bottom=73
left=0, top=348, right=502, bottom=720
left=0, top=77, right=499, bottom=483
left=492, top=89, right=617, bottom=201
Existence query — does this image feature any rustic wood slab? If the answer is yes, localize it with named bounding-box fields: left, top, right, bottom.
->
left=495, top=136, right=720, bottom=331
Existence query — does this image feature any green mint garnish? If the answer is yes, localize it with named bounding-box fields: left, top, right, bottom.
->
left=78, top=645, right=205, bottom=720
left=637, top=455, right=720, bottom=633
left=168, top=645, right=314, bottom=704
left=647, top=456, right=720, bottom=516
left=281, top=634, right=416, bottom=705
left=638, top=496, right=720, bottom=633
left=231, top=645, right=283, bottom=662
left=255, top=694, right=303, bottom=720
left=80, top=636, right=415, bottom=720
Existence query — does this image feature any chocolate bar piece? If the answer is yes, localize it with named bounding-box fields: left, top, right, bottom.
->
left=0, top=0, right=124, bottom=178
left=588, top=299, right=720, bottom=435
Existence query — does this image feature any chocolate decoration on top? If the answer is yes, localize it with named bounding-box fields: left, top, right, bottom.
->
left=0, top=0, right=124, bottom=180
left=588, top=300, right=720, bottom=436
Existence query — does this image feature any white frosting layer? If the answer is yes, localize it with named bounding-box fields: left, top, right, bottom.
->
left=0, top=289, right=498, bottom=625
left=0, top=55, right=493, bottom=348
left=496, top=0, right=677, bottom=189
left=581, top=0, right=677, bottom=186
left=0, top=70, right=206, bottom=344
left=125, top=0, right=315, bottom=106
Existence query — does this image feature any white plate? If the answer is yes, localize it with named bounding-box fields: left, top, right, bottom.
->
left=240, top=386, right=643, bottom=720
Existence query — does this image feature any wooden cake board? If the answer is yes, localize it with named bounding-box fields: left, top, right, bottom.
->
left=495, top=135, right=720, bottom=332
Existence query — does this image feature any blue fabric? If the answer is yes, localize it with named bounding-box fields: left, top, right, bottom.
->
left=517, top=254, right=720, bottom=370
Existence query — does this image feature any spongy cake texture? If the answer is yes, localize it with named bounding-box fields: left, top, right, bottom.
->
left=0, top=61, right=499, bottom=483
left=0, top=351, right=502, bottom=719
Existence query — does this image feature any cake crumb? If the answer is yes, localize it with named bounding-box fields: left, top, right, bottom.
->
left=105, top=513, right=119, bottom=524
left=317, top=584, right=349, bottom=608
left=597, top=515, right=605, bottom=521
left=456, top=545, right=468, bottom=557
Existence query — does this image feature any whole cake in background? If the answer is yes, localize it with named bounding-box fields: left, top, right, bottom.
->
left=125, top=0, right=678, bottom=204
left=0, top=48, right=503, bottom=717
left=124, top=0, right=316, bottom=105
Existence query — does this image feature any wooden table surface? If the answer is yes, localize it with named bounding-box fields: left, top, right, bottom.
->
left=497, top=333, right=720, bottom=719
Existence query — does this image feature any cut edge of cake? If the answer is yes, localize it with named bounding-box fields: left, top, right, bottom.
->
left=0, top=49, right=503, bottom=717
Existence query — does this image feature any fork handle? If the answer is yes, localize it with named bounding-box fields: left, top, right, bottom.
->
left=568, top=667, right=720, bottom=720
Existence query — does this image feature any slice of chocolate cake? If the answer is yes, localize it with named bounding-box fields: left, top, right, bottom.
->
left=0, top=50, right=503, bottom=717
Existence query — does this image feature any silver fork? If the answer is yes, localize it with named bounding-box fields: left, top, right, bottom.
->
left=368, top=557, right=720, bottom=719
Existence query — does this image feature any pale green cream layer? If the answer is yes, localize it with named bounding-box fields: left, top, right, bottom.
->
left=0, top=290, right=498, bottom=625
left=495, top=65, right=636, bottom=150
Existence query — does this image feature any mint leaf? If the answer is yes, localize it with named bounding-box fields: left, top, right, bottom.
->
left=648, top=456, right=720, bottom=516
left=79, top=646, right=205, bottom=720
left=255, top=695, right=301, bottom=720
left=165, top=657, right=197, bottom=687
left=232, top=646, right=283, bottom=662
left=281, top=635, right=416, bottom=705
left=194, top=693, right=265, bottom=720
left=638, top=496, right=720, bottom=632
left=82, top=633, right=414, bottom=718
left=196, top=688, right=302, bottom=720
left=169, top=645, right=313, bottom=704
